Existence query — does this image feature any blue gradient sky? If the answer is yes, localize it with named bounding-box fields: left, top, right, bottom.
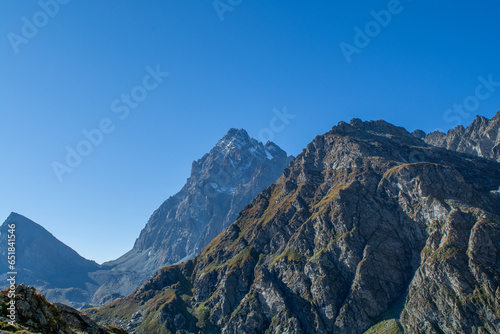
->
left=1, top=0, right=499, bottom=263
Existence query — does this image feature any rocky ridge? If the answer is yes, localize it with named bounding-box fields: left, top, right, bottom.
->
left=416, top=110, right=500, bottom=162
left=0, top=213, right=100, bottom=309
left=92, top=118, right=500, bottom=333
left=90, top=128, right=293, bottom=305
left=0, top=285, right=127, bottom=334
left=1, top=129, right=292, bottom=308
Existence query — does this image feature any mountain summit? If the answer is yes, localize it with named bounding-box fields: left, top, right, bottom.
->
left=90, top=128, right=293, bottom=303
left=93, top=118, right=500, bottom=333
left=0, top=213, right=100, bottom=308
left=0, top=129, right=292, bottom=308
left=133, top=128, right=289, bottom=258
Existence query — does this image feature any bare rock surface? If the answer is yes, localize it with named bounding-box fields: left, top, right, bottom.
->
left=0, top=284, right=128, bottom=334
left=1, top=129, right=292, bottom=308
left=421, top=110, right=500, bottom=162
left=93, top=118, right=500, bottom=333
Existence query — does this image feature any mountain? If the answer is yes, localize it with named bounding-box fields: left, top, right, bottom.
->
left=3, top=129, right=292, bottom=308
left=415, top=110, right=500, bottom=162
left=91, top=118, right=500, bottom=333
left=0, top=284, right=127, bottom=334
left=0, top=213, right=100, bottom=308
left=91, top=128, right=293, bottom=304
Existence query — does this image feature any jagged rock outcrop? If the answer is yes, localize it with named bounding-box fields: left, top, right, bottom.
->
left=0, top=213, right=101, bottom=309
left=0, top=285, right=127, bottom=334
left=419, top=110, right=500, bottom=162
left=1, top=129, right=292, bottom=308
left=92, top=118, right=500, bottom=333
left=89, top=128, right=293, bottom=303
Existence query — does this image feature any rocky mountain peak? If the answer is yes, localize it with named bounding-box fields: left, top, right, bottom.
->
left=221, top=128, right=283, bottom=159
left=418, top=110, right=500, bottom=162
left=89, top=129, right=293, bottom=305
left=0, top=130, right=293, bottom=308
left=190, top=128, right=288, bottom=190
left=331, top=118, right=426, bottom=147
left=0, top=213, right=99, bottom=274
left=411, top=129, right=426, bottom=140
left=0, top=213, right=100, bottom=309
left=4, top=212, right=45, bottom=230
left=216, top=128, right=252, bottom=150
left=215, top=128, right=286, bottom=160
left=6, top=211, right=23, bottom=221
left=94, top=116, right=500, bottom=333
left=264, top=140, right=287, bottom=158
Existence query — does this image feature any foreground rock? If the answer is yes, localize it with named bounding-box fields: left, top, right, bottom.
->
left=0, top=285, right=127, bottom=334
left=92, top=118, right=500, bottom=333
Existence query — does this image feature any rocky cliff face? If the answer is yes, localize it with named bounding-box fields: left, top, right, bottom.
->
left=418, top=110, right=500, bottom=162
left=1, top=130, right=292, bottom=308
left=90, top=128, right=293, bottom=303
left=132, top=128, right=292, bottom=263
left=0, top=284, right=127, bottom=334
left=92, top=119, right=500, bottom=333
left=0, top=213, right=101, bottom=309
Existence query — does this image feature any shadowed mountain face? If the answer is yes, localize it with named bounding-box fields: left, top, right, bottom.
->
left=92, top=118, right=500, bottom=333
left=418, top=110, right=500, bottom=162
left=90, top=129, right=293, bottom=304
left=131, top=128, right=293, bottom=264
left=0, top=213, right=100, bottom=308
left=0, top=129, right=292, bottom=308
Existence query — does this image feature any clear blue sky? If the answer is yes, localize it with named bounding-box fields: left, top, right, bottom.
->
left=1, top=0, right=499, bottom=263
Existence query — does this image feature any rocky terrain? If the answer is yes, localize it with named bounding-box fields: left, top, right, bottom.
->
left=91, top=118, right=500, bottom=333
left=90, top=128, right=293, bottom=304
left=0, top=284, right=127, bottom=334
left=1, top=129, right=292, bottom=308
left=415, top=110, right=500, bottom=162
left=0, top=213, right=101, bottom=309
